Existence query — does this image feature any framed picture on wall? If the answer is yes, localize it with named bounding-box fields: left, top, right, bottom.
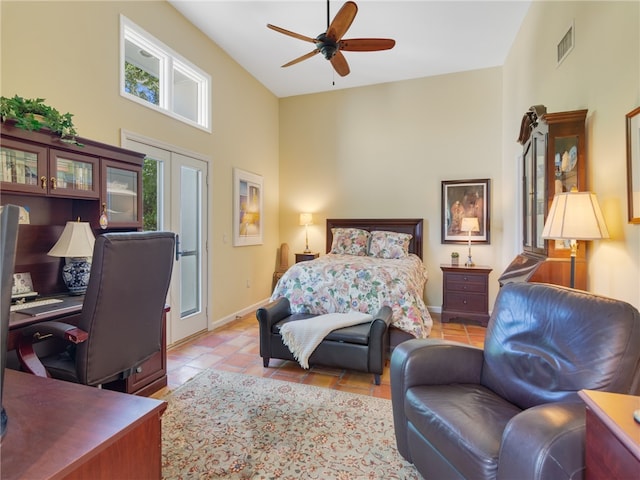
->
left=441, top=178, right=491, bottom=244
left=233, top=168, right=263, bottom=246
left=626, top=106, right=640, bottom=224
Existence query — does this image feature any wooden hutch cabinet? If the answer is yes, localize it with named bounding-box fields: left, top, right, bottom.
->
left=501, top=105, right=588, bottom=289
left=1, top=121, right=167, bottom=396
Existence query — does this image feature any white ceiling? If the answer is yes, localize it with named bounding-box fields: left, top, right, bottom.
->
left=169, top=0, right=532, bottom=98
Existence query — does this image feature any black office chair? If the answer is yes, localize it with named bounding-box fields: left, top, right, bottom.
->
left=17, top=231, right=175, bottom=387
left=1, top=205, right=20, bottom=436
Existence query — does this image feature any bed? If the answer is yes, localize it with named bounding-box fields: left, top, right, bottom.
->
left=271, top=218, right=433, bottom=346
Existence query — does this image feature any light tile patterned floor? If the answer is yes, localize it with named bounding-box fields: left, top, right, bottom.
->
left=156, top=312, right=486, bottom=400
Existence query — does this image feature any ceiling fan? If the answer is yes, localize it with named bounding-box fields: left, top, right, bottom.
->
left=267, top=0, right=396, bottom=77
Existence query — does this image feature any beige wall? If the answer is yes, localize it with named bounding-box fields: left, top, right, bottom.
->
left=279, top=68, right=504, bottom=309
left=1, top=1, right=281, bottom=327
left=501, top=0, right=640, bottom=308
left=280, top=1, right=639, bottom=311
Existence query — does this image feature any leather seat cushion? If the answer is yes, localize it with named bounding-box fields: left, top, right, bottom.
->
left=273, top=314, right=372, bottom=345
left=405, top=384, right=522, bottom=479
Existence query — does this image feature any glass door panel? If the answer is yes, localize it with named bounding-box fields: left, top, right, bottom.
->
left=179, top=165, right=201, bottom=317
left=0, top=139, right=47, bottom=194
left=105, top=166, right=138, bottom=224
left=50, top=149, right=99, bottom=198
left=534, top=134, right=546, bottom=251
left=523, top=143, right=533, bottom=249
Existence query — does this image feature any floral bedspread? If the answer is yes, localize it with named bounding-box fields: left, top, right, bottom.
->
left=271, top=253, right=432, bottom=338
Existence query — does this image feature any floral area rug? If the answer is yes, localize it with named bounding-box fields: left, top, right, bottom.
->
left=161, top=369, right=420, bottom=479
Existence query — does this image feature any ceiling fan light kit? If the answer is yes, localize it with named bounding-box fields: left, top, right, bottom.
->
left=267, top=0, right=396, bottom=77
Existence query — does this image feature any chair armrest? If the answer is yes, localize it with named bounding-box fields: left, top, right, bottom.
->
left=390, top=338, right=485, bottom=461
left=370, top=305, right=393, bottom=335
left=498, top=402, right=586, bottom=480
left=391, top=338, right=484, bottom=390
left=367, top=306, right=393, bottom=374
left=16, top=321, right=88, bottom=377
left=256, top=297, right=291, bottom=329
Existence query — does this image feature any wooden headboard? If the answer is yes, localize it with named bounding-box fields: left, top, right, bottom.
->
left=326, top=218, right=424, bottom=260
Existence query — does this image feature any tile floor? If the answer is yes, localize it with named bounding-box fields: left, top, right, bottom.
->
left=155, top=312, right=487, bottom=400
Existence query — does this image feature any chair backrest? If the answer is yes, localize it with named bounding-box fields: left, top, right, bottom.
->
left=481, top=282, right=640, bottom=409
left=1, top=205, right=20, bottom=436
left=75, top=231, right=175, bottom=386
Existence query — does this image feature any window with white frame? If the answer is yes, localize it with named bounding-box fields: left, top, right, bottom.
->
left=120, top=16, right=211, bottom=131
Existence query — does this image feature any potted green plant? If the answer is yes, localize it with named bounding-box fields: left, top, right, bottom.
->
left=451, top=251, right=459, bottom=265
left=0, top=95, right=82, bottom=146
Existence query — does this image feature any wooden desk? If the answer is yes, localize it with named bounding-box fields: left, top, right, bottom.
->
left=0, top=369, right=166, bottom=479
left=579, top=389, right=640, bottom=480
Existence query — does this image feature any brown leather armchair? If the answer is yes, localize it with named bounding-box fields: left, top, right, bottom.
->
left=391, top=282, right=640, bottom=480
left=17, top=231, right=175, bottom=387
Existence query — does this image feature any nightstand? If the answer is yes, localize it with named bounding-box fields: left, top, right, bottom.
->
left=440, top=264, right=492, bottom=326
left=295, top=252, right=319, bottom=263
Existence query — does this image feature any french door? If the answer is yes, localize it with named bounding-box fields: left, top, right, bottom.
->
left=122, top=134, right=209, bottom=345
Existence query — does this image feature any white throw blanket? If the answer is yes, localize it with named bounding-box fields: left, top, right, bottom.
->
left=279, top=312, right=373, bottom=369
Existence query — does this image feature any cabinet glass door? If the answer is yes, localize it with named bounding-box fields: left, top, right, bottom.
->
left=103, top=161, right=141, bottom=227
left=534, top=134, right=546, bottom=251
left=0, top=139, right=47, bottom=194
left=50, top=149, right=99, bottom=198
left=523, top=132, right=546, bottom=254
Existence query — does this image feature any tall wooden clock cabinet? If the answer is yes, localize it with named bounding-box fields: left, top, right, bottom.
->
left=501, top=105, right=589, bottom=289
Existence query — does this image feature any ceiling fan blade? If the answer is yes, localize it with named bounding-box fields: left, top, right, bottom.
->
left=330, top=50, right=350, bottom=77
left=326, top=1, right=358, bottom=42
left=339, top=38, right=396, bottom=52
left=267, top=24, right=317, bottom=43
left=281, top=49, right=320, bottom=68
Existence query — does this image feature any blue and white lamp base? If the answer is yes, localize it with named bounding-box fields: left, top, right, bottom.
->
left=61, top=257, right=92, bottom=295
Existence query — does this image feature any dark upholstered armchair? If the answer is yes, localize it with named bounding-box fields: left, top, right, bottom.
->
left=17, top=231, right=175, bottom=387
left=391, top=282, right=640, bottom=480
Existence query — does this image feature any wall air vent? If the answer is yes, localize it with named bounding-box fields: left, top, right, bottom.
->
left=557, top=21, right=575, bottom=66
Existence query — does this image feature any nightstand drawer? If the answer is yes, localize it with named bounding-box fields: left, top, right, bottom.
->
left=446, top=293, right=487, bottom=313
left=446, top=272, right=487, bottom=285
left=445, top=278, right=487, bottom=294
left=295, top=252, right=319, bottom=263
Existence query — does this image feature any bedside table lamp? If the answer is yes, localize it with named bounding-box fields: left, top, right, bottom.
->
left=541, top=190, right=609, bottom=288
left=299, top=213, right=313, bottom=253
left=461, top=217, right=480, bottom=267
left=48, top=220, right=96, bottom=295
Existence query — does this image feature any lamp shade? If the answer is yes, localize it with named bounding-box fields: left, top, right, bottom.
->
left=48, top=221, right=96, bottom=258
left=460, top=217, right=480, bottom=233
left=541, top=191, right=610, bottom=241
left=299, top=213, right=313, bottom=226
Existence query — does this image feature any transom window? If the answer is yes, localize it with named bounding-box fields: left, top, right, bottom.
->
left=120, top=16, right=211, bottom=131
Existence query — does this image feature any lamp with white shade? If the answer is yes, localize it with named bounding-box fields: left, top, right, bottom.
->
left=541, top=190, right=609, bottom=288
left=460, top=217, right=480, bottom=267
left=48, top=220, right=96, bottom=295
left=299, top=213, right=313, bottom=253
